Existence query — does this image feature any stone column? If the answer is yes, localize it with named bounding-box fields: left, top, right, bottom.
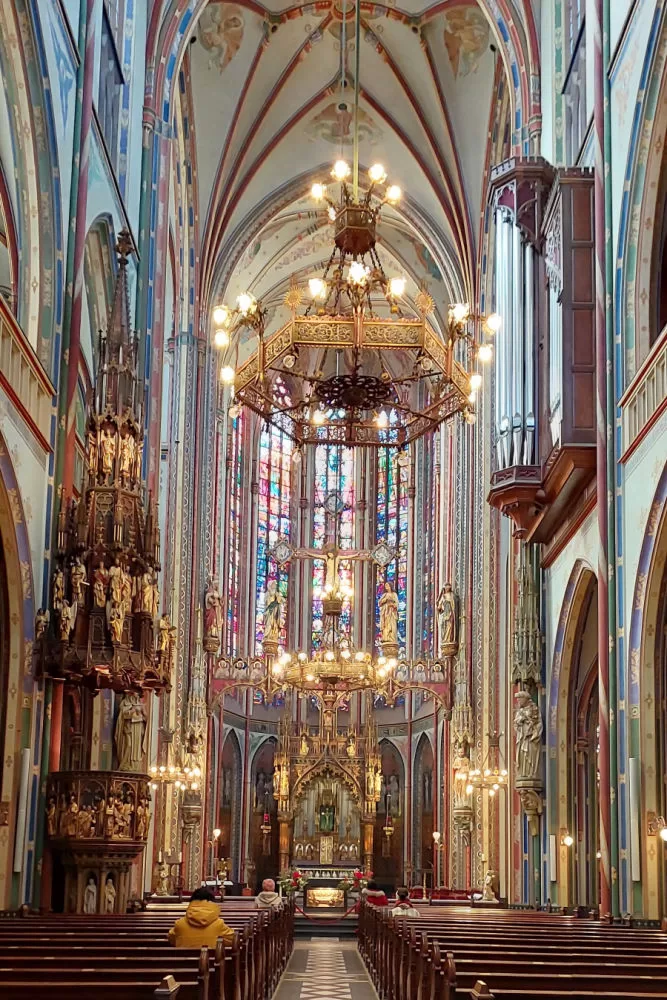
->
left=181, top=791, right=202, bottom=890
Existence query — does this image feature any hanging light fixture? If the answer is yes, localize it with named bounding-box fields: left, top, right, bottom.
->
left=209, top=0, right=498, bottom=446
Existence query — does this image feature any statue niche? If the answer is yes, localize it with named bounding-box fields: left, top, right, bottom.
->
left=292, top=763, right=361, bottom=867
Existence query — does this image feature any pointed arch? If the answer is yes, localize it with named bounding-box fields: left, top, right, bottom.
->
left=219, top=728, right=243, bottom=880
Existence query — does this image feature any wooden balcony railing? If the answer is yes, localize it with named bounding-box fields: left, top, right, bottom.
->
left=621, top=326, right=667, bottom=462
left=0, top=294, right=54, bottom=451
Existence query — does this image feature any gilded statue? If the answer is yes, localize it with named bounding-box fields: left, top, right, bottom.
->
left=63, top=794, right=79, bottom=837
left=136, top=796, right=151, bottom=840
left=115, top=692, right=147, bottom=772
left=53, top=568, right=65, bottom=611
left=35, top=608, right=49, bottom=639
left=279, top=765, right=289, bottom=800
left=379, top=581, right=399, bottom=646
left=93, top=562, right=109, bottom=608
left=204, top=577, right=223, bottom=639
left=70, top=557, right=87, bottom=604
left=514, top=689, right=543, bottom=780
left=77, top=804, right=94, bottom=838
left=158, top=613, right=172, bottom=653
left=108, top=604, right=124, bottom=644
left=300, top=734, right=309, bottom=756
left=100, top=427, right=116, bottom=479
left=119, top=431, right=135, bottom=482
left=109, top=560, right=124, bottom=607
left=121, top=569, right=133, bottom=613
left=46, top=797, right=57, bottom=837
left=374, top=769, right=382, bottom=799
left=87, top=432, right=98, bottom=478
left=437, top=583, right=458, bottom=651
left=263, top=580, right=284, bottom=643
left=346, top=735, right=356, bottom=758
left=136, top=568, right=156, bottom=615
left=60, top=601, right=75, bottom=641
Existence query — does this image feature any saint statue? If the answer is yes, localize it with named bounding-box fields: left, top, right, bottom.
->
left=109, top=560, right=124, bottom=607
left=379, top=581, right=399, bottom=646
left=346, top=735, right=356, bottom=758
left=136, top=796, right=151, bottom=840
left=137, top=568, right=157, bottom=615
left=93, top=562, right=109, bottom=608
left=158, top=613, right=173, bottom=653
left=35, top=608, right=49, bottom=639
left=263, top=580, right=284, bottom=643
left=204, top=578, right=223, bottom=638
left=108, top=604, right=124, bottom=644
left=437, top=583, right=458, bottom=651
left=60, top=601, right=75, bottom=641
left=114, top=692, right=148, bottom=772
left=119, top=431, right=135, bottom=482
left=300, top=734, right=309, bottom=756
left=70, top=558, right=87, bottom=604
left=104, top=876, right=116, bottom=913
left=514, top=689, right=543, bottom=780
left=53, top=568, right=65, bottom=611
left=87, top=432, right=98, bottom=478
left=84, top=877, right=97, bottom=914
left=319, top=804, right=335, bottom=833
left=100, top=427, right=116, bottom=479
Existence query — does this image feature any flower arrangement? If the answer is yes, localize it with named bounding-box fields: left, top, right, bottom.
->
left=277, top=868, right=308, bottom=895
left=337, top=869, right=373, bottom=893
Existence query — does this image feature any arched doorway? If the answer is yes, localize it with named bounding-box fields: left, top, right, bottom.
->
left=218, top=730, right=242, bottom=882
left=372, top=739, right=404, bottom=889
left=413, top=733, right=435, bottom=887
left=249, top=739, right=278, bottom=891
left=549, top=562, right=598, bottom=906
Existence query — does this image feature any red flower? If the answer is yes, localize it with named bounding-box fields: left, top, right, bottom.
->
left=353, top=870, right=363, bottom=880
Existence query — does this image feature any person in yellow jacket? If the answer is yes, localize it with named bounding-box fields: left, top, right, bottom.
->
left=168, top=887, right=236, bottom=948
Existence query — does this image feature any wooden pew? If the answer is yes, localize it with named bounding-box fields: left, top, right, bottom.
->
left=0, top=900, right=293, bottom=1000
left=358, top=902, right=667, bottom=1000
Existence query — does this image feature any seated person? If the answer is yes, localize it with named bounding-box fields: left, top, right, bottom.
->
left=168, top=887, right=235, bottom=948
left=362, top=880, right=389, bottom=907
left=391, top=887, right=420, bottom=918
left=256, top=878, right=282, bottom=909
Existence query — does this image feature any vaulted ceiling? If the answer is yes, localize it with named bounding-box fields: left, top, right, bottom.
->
left=149, top=0, right=538, bottom=350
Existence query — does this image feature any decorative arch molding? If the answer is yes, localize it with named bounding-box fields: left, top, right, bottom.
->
left=0, top=429, right=36, bottom=908
left=615, top=3, right=667, bottom=383
left=547, top=558, right=597, bottom=906
left=627, top=461, right=667, bottom=919
left=0, top=0, right=61, bottom=374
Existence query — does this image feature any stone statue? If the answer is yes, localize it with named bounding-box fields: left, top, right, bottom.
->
left=60, top=601, right=74, bottom=641
left=514, top=689, right=543, bottom=780
left=35, top=608, right=49, bottom=639
left=482, top=871, right=498, bottom=903
left=93, top=562, right=109, bottom=608
left=204, top=578, right=223, bottom=638
left=263, top=580, right=284, bottom=643
left=379, top=581, right=399, bottom=646
left=100, top=427, right=116, bottom=479
left=84, top=877, right=97, bottom=914
left=114, top=692, right=148, bottom=772
left=437, top=583, right=458, bottom=651
left=119, top=431, right=135, bottom=482
left=104, top=876, right=116, bottom=913
left=70, top=557, right=87, bottom=604
left=53, top=568, right=65, bottom=611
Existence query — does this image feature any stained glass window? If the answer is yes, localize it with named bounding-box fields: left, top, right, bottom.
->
left=226, top=410, right=244, bottom=657
left=255, top=419, right=292, bottom=654
left=312, top=445, right=355, bottom=642
left=376, top=434, right=409, bottom=652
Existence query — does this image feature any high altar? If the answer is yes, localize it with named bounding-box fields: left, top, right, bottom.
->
left=272, top=694, right=382, bottom=891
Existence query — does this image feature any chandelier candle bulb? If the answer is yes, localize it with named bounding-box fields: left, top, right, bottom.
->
left=451, top=302, right=470, bottom=324
left=220, top=365, right=235, bottom=384
left=385, top=184, right=401, bottom=203
left=236, top=292, right=256, bottom=315
left=332, top=160, right=350, bottom=181
left=308, top=277, right=327, bottom=299
left=368, top=163, right=387, bottom=184
left=470, top=372, right=483, bottom=391
left=214, top=329, right=230, bottom=348
left=312, top=409, right=326, bottom=425
left=389, top=276, right=406, bottom=298
left=478, top=343, right=493, bottom=362
left=212, top=305, right=230, bottom=327
left=484, top=312, right=502, bottom=334
left=311, top=183, right=326, bottom=200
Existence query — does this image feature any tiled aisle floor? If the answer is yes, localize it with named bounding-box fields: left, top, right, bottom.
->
left=274, top=941, right=378, bottom=1000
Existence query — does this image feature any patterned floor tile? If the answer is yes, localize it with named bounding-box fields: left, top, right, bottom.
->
left=273, top=941, right=377, bottom=1000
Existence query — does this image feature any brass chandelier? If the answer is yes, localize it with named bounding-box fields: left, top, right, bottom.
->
left=210, top=0, right=499, bottom=448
